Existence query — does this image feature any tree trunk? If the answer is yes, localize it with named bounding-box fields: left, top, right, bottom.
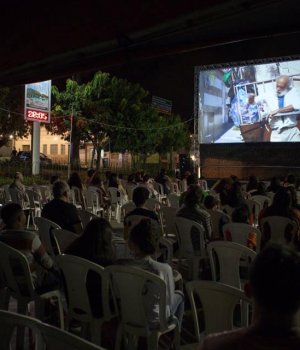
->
left=71, top=135, right=80, bottom=169
left=96, top=145, right=102, bottom=170
left=90, top=144, right=96, bottom=168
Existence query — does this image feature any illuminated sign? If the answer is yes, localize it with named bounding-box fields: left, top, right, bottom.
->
left=24, top=80, right=51, bottom=123
left=26, top=109, right=49, bottom=122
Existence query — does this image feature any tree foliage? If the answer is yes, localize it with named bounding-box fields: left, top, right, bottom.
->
left=0, top=86, right=29, bottom=147
left=50, top=71, right=190, bottom=169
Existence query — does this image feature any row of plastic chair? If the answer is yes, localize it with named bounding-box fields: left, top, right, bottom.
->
left=0, top=310, right=105, bottom=350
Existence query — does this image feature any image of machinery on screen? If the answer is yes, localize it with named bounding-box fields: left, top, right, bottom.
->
left=197, top=60, right=300, bottom=143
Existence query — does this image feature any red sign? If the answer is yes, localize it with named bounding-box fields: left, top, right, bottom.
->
left=26, top=109, right=49, bottom=123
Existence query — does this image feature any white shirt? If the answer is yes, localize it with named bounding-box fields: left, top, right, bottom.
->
left=255, top=88, right=300, bottom=130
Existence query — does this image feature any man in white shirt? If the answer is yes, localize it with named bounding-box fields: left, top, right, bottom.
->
left=251, top=75, right=300, bottom=142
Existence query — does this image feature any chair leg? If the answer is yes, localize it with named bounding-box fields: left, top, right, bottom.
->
left=16, top=301, right=29, bottom=349
left=147, top=332, right=159, bottom=350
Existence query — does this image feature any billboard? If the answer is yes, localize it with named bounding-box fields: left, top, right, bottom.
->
left=25, top=80, right=51, bottom=123
left=196, top=59, right=300, bottom=143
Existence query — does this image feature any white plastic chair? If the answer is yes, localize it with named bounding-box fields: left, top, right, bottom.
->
left=83, top=189, right=104, bottom=216
left=0, top=310, right=105, bottom=350
left=70, top=186, right=83, bottom=209
left=186, top=281, right=251, bottom=343
left=174, top=217, right=207, bottom=280
left=207, top=241, right=256, bottom=289
left=245, top=199, right=261, bottom=226
left=53, top=229, right=78, bottom=253
left=2, top=184, right=12, bottom=203
left=208, top=210, right=230, bottom=240
left=56, top=254, right=111, bottom=346
left=35, top=217, right=61, bottom=257
left=121, top=201, right=136, bottom=217
left=161, top=206, right=177, bottom=238
left=223, top=222, right=262, bottom=252
left=26, top=189, right=43, bottom=228
left=106, top=265, right=180, bottom=350
left=221, top=204, right=235, bottom=218
left=0, top=242, right=64, bottom=348
left=260, top=216, right=298, bottom=246
left=167, top=193, right=180, bottom=208
left=77, top=209, right=99, bottom=230
left=108, top=187, right=123, bottom=223
left=251, top=195, right=271, bottom=209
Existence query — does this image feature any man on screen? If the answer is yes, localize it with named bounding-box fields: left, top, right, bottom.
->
left=249, top=75, right=300, bottom=142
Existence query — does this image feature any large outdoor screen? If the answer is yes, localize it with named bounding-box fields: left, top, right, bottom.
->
left=197, top=59, right=300, bottom=143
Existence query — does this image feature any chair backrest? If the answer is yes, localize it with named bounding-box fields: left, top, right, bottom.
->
left=124, top=215, right=161, bottom=241
left=121, top=201, right=136, bottom=217
left=145, top=198, right=160, bottom=211
left=223, top=222, right=262, bottom=252
left=108, top=187, right=121, bottom=205
left=208, top=210, right=230, bottom=240
left=221, top=205, right=235, bottom=218
left=186, top=280, right=251, bottom=342
left=0, top=310, right=105, bottom=350
left=207, top=241, right=256, bottom=289
left=56, top=254, right=108, bottom=322
left=106, top=265, right=170, bottom=334
left=260, top=216, right=298, bottom=245
left=0, top=242, right=35, bottom=303
left=198, top=179, right=208, bottom=191
left=53, top=229, right=78, bottom=253
left=9, top=187, right=22, bottom=205
left=35, top=217, right=61, bottom=257
left=2, top=184, right=12, bottom=203
left=125, top=184, right=137, bottom=201
left=251, top=195, right=271, bottom=209
left=77, top=209, right=99, bottom=230
left=83, top=189, right=100, bottom=214
left=167, top=193, right=180, bottom=208
left=175, top=216, right=206, bottom=257
left=161, top=206, right=177, bottom=237
left=26, top=189, right=42, bottom=209
left=70, top=187, right=83, bottom=208
left=245, top=199, right=261, bottom=224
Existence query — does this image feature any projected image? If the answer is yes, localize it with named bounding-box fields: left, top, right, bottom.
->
left=197, top=60, right=300, bottom=143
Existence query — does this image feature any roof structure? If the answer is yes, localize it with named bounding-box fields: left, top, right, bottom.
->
left=1, top=0, right=300, bottom=86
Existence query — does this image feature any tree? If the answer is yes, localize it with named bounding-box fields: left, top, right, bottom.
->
left=0, top=86, right=29, bottom=147
left=50, top=79, right=86, bottom=166
left=155, top=113, right=190, bottom=170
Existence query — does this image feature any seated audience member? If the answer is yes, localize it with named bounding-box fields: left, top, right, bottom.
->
left=41, top=180, right=82, bottom=234
left=250, top=181, right=267, bottom=197
left=141, top=174, right=158, bottom=198
left=285, top=173, right=297, bottom=189
left=181, top=171, right=191, bottom=192
left=199, top=244, right=300, bottom=350
left=68, top=171, right=84, bottom=190
left=65, top=217, right=114, bottom=266
left=259, top=187, right=300, bottom=248
left=215, top=177, right=233, bottom=206
left=108, top=172, right=127, bottom=196
left=124, top=219, right=184, bottom=329
left=65, top=218, right=115, bottom=318
left=125, top=187, right=158, bottom=222
left=266, top=176, right=281, bottom=193
left=0, top=203, right=60, bottom=293
left=177, top=185, right=212, bottom=241
left=246, top=175, right=258, bottom=194
left=225, top=205, right=257, bottom=250
left=9, top=171, right=26, bottom=204
left=179, top=173, right=199, bottom=207
left=155, top=168, right=171, bottom=195
left=85, top=168, right=95, bottom=187
left=204, top=195, right=229, bottom=239
left=124, top=186, right=159, bottom=240
left=226, top=181, right=247, bottom=209
left=89, top=171, right=110, bottom=206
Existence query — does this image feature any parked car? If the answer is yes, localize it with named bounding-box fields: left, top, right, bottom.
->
left=17, top=151, right=52, bottom=164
